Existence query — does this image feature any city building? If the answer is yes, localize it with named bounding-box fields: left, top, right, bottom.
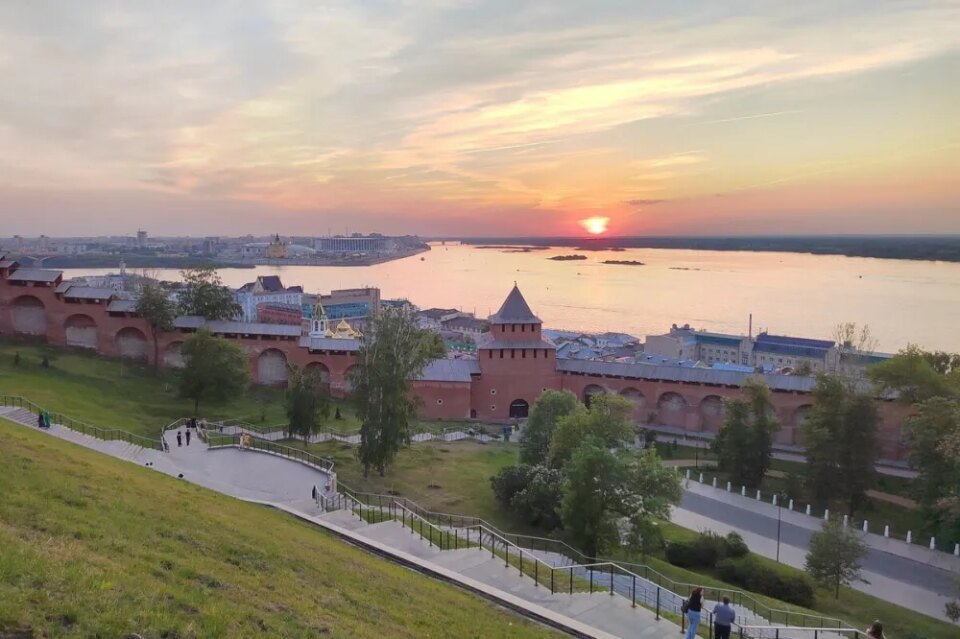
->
left=315, top=234, right=394, bottom=254
left=417, top=308, right=462, bottom=330
left=0, top=260, right=913, bottom=460
left=319, top=288, right=381, bottom=323
left=237, top=276, right=305, bottom=322
left=645, top=324, right=750, bottom=366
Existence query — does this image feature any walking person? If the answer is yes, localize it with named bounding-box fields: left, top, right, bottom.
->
left=682, top=586, right=704, bottom=639
left=865, top=621, right=886, bottom=639
left=712, top=596, right=735, bottom=639
left=176, top=431, right=182, bottom=447
left=185, top=429, right=191, bottom=446
left=37, top=412, right=45, bottom=429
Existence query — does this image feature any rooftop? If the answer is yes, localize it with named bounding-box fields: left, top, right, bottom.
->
left=106, top=299, right=138, bottom=313
left=416, top=358, right=481, bottom=383
left=173, top=317, right=302, bottom=337
left=6, top=267, right=62, bottom=283
left=62, top=286, right=115, bottom=301
left=489, top=285, right=541, bottom=325
left=301, top=336, right=362, bottom=352
left=419, top=308, right=460, bottom=320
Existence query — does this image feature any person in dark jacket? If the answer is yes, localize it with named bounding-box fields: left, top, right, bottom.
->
left=37, top=412, right=45, bottom=428
left=176, top=431, right=182, bottom=447
left=712, top=595, right=735, bottom=639
left=684, top=586, right=704, bottom=639
left=185, top=429, right=191, bottom=446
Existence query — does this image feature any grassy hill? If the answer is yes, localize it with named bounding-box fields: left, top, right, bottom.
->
left=0, top=419, right=560, bottom=638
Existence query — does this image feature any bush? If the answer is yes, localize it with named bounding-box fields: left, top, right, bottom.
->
left=490, top=465, right=532, bottom=507
left=723, top=532, right=749, bottom=558
left=665, top=532, right=727, bottom=568
left=717, top=556, right=815, bottom=608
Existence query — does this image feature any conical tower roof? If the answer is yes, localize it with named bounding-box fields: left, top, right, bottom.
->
left=489, top=284, right=541, bottom=324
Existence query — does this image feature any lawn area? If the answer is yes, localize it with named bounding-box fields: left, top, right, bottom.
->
left=298, top=439, right=530, bottom=532
left=0, top=419, right=561, bottom=638
left=0, top=340, right=359, bottom=437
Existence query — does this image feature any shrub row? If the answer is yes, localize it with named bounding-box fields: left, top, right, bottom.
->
left=664, top=531, right=749, bottom=568
left=717, top=556, right=815, bottom=608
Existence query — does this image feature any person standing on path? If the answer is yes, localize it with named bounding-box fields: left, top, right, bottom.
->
left=683, top=586, right=704, bottom=639
left=865, top=621, right=886, bottom=639
left=185, top=429, right=191, bottom=446
left=712, top=596, right=735, bottom=639
left=176, top=431, right=182, bottom=447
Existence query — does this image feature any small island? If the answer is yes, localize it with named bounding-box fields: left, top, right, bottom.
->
left=549, top=254, right=588, bottom=261
left=603, top=259, right=645, bottom=266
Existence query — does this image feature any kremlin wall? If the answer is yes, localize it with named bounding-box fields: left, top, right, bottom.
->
left=0, top=258, right=912, bottom=460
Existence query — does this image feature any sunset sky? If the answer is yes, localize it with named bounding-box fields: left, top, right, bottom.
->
left=1, top=1, right=958, bottom=237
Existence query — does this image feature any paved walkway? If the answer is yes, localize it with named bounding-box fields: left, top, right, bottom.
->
left=675, top=481, right=959, bottom=621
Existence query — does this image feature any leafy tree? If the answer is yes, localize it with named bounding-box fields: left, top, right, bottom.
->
left=491, top=465, right=533, bottom=507
left=178, top=329, right=250, bottom=414
left=136, top=281, right=176, bottom=373
left=520, top=389, right=578, bottom=466
left=177, top=267, right=241, bottom=320
left=905, top=397, right=960, bottom=543
left=803, top=374, right=879, bottom=514
left=920, top=351, right=960, bottom=376
left=351, top=306, right=444, bottom=476
left=869, top=345, right=957, bottom=403
left=561, top=441, right=681, bottom=558
left=805, top=519, right=868, bottom=598
left=510, top=465, right=565, bottom=530
left=285, top=366, right=331, bottom=444
left=548, top=393, right=634, bottom=468
left=712, top=379, right=778, bottom=489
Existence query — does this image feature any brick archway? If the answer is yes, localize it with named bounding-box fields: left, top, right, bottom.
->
left=116, top=326, right=148, bottom=360
left=257, top=348, right=289, bottom=386
left=64, top=313, right=97, bottom=349
left=10, top=295, right=47, bottom=335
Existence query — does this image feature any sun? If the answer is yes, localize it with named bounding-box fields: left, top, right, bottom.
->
left=579, top=216, right=610, bottom=235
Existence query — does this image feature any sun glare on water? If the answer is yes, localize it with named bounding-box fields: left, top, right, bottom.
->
left=580, top=216, right=610, bottom=235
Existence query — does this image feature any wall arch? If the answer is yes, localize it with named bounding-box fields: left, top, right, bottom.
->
left=792, top=404, right=814, bottom=445
left=257, top=348, right=289, bottom=386
left=10, top=295, right=47, bottom=335
left=619, top=387, right=646, bottom=408
left=64, top=314, right=98, bottom=349
left=657, top=392, right=687, bottom=412
left=583, top=384, right=606, bottom=408
left=509, top=399, right=529, bottom=419
left=305, top=361, right=331, bottom=385
left=699, top=395, right=724, bottom=418
left=116, top=326, right=148, bottom=360
left=164, top=341, right=185, bottom=368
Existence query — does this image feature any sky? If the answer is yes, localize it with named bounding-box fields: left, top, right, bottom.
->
left=1, top=1, right=958, bottom=238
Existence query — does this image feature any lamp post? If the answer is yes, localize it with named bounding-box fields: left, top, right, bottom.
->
left=776, top=491, right=786, bottom=563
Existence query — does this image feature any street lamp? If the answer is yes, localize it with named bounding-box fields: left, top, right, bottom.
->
left=775, top=491, right=787, bottom=563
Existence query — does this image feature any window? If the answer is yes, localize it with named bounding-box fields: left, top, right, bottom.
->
left=499, top=349, right=504, bottom=358
left=521, top=324, right=526, bottom=332
left=533, top=349, right=537, bottom=358
left=490, top=388, right=497, bottom=395
left=488, top=350, right=493, bottom=358
left=490, top=405, right=496, bottom=411
left=511, top=349, right=515, bottom=358
left=436, top=398, right=444, bottom=405
left=522, top=349, right=526, bottom=358
left=512, top=324, right=516, bottom=333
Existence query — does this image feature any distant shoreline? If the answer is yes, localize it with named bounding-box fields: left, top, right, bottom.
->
left=445, top=236, right=960, bottom=263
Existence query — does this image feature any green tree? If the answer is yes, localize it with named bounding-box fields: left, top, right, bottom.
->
left=805, top=519, right=868, bottom=598
left=177, top=267, right=241, bottom=320
left=136, top=281, right=176, bottom=373
left=510, top=465, right=565, bottom=530
left=548, top=393, right=634, bottom=468
left=178, top=329, right=250, bottom=414
left=905, top=397, right=960, bottom=544
left=285, top=366, right=331, bottom=444
left=561, top=441, right=681, bottom=558
left=869, top=345, right=957, bottom=403
left=712, top=379, right=779, bottom=489
left=351, top=306, right=444, bottom=476
left=519, top=389, right=578, bottom=466
left=803, top=375, right=879, bottom=514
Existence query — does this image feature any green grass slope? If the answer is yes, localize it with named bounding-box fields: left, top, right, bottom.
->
left=0, top=420, right=560, bottom=638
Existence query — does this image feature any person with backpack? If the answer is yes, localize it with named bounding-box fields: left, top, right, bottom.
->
left=682, top=586, right=704, bottom=639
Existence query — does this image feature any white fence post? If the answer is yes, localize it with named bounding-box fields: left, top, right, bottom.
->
left=906, top=530, right=912, bottom=544
left=741, top=486, right=746, bottom=497
left=712, top=477, right=717, bottom=488
left=756, top=489, right=761, bottom=500
left=686, top=469, right=691, bottom=479
left=805, top=504, right=811, bottom=516
left=788, top=499, right=794, bottom=511
left=930, top=537, right=936, bottom=550
left=726, top=481, right=731, bottom=492
left=862, top=520, right=868, bottom=533
left=772, top=494, right=778, bottom=506
left=954, top=543, right=959, bottom=557
left=884, top=525, right=890, bottom=538
left=824, top=509, right=830, bottom=521
left=843, top=514, right=849, bottom=527
left=699, top=472, right=704, bottom=483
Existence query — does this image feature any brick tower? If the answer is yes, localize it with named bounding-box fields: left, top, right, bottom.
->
left=473, top=285, right=561, bottom=420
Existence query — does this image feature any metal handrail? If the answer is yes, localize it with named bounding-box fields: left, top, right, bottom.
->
left=205, top=431, right=336, bottom=473
left=0, top=395, right=165, bottom=451
left=331, top=482, right=857, bottom=634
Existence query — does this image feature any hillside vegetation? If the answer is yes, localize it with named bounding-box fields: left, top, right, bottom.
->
left=0, top=419, right=560, bottom=638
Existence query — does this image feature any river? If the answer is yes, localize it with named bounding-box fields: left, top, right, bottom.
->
left=63, top=243, right=960, bottom=353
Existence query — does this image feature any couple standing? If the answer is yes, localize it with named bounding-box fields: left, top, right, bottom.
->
left=683, top=587, right=736, bottom=639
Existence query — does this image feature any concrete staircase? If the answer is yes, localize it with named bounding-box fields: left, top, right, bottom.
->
left=0, top=406, right=153, bottom=464
left=316, top=506, right=681, bottom=639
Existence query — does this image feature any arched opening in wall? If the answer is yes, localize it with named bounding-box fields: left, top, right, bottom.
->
left=699, top=395, right=725, bottom=432
left=583, top=384, right=606, bottom=408
left=793, top=405, right=813, bottom=445
left=116, top=326, right=148, bottom=360
left=10, top=295, right=47, bottom=336
left=342, top=365, right=357, bottom=394
left=620, top=387, right=645, bottom=408
left=164, top=341, right=185, bottom=368
left=64, top=314, right=97, bottom=349
left=657, top=392, right=687, bottom=412
left=509, top=399, right=529, bottom=419
left=257, top=348, right=289, bottom=386
left=305, top=361, right=331, bottom=394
